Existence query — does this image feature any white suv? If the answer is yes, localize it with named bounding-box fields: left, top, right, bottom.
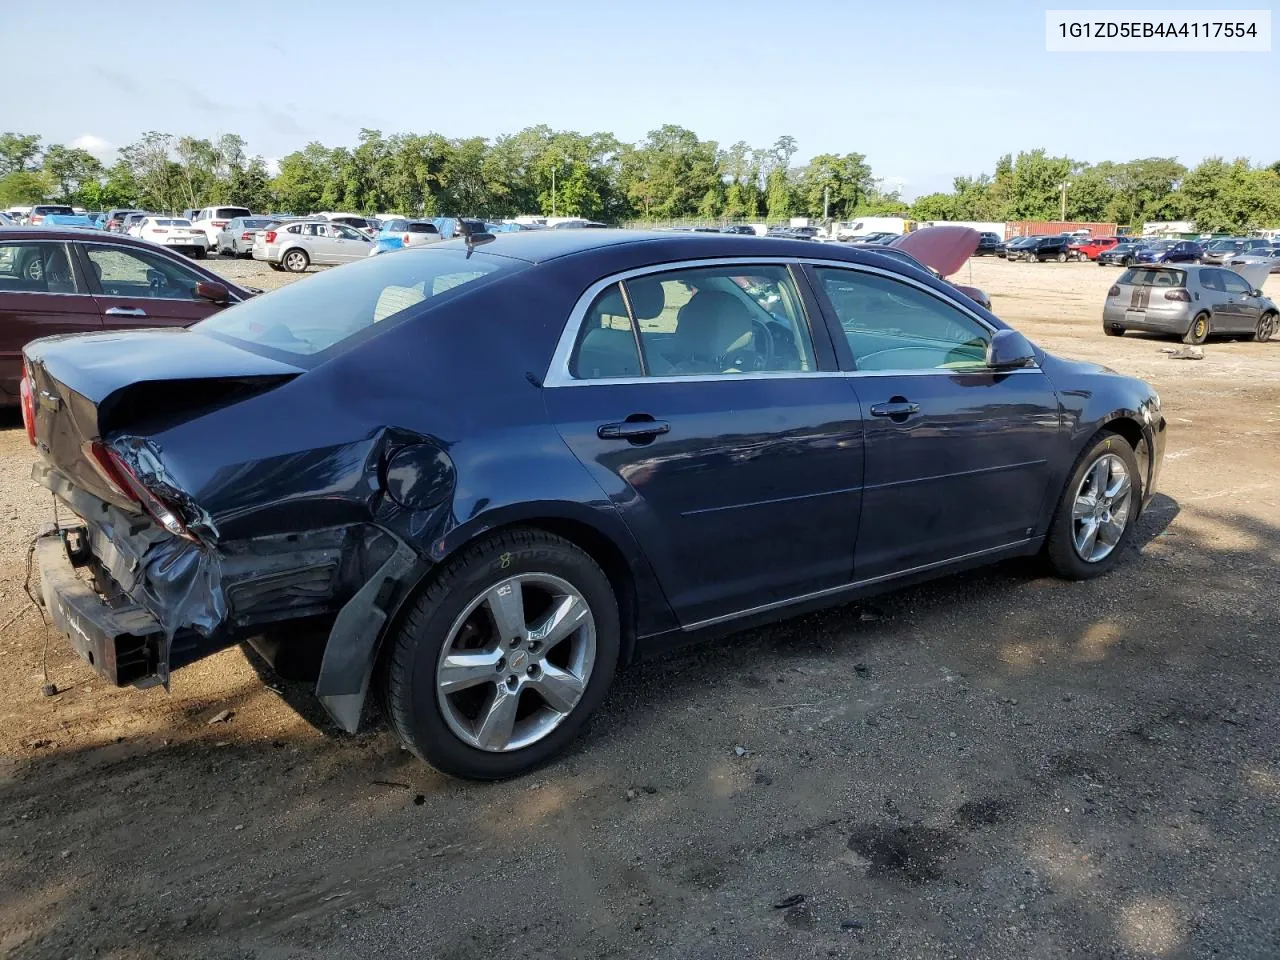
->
left=191, top=206, right=253, bottom=248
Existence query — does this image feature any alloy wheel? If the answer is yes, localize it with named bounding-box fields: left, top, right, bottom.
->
left=435, top=573, right=596, bottom=752
left=1257, top=314, right=1277, bottom=342
left=1071, top=453, right=1133, bottom=563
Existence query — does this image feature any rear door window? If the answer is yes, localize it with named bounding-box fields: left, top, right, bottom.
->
left=0, top=241, right=82, bottom=294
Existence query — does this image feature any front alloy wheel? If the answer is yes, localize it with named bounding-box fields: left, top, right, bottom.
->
left=1070, top=453, right=1132, bottom=563
left=1254, top=312, right=1277, bottom=343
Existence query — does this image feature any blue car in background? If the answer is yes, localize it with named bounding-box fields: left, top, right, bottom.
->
left=40, top=213, right=101, bottom=229
left=369, top=218, right=445, bottom=256
left=1134, top=239, right=1202, bottom=264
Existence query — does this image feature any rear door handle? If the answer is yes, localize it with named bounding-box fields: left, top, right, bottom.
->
left=104, top=307, right=148, bottom=318
left=597, top=419, right=670, bottom=440
left=869, top=400, right=920, bottom=419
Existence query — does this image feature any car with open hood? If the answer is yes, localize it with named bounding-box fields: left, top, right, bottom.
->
left=878, top=225, right=992, bottom=310
left=23, top=229, right=1165, bottom=779
left=1102, top=262, right=1276, bottom=344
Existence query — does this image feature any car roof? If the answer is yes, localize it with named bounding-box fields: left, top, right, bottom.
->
left=429, top=228, right=969, bottom=270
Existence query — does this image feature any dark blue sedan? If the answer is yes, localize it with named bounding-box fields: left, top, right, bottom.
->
left=1134, top=239, right=1203, bottom=264
left=22, top=230, right=1167, bottom=778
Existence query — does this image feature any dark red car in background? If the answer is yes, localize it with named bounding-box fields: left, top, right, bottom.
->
left=0, top=228, right=255, bottom=406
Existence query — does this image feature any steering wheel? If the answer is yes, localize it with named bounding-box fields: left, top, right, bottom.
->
left=750, top=320, right=775, bottom=370
left=22, top=256, right=43, bottom=281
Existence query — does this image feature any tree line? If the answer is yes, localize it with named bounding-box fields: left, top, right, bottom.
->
left=2, top=127, right=1278, bottom=232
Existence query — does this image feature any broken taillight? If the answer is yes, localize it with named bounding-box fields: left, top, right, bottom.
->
left=85, top=441, right=199, bottom=542
left=19, top=375, right=36, bottom=446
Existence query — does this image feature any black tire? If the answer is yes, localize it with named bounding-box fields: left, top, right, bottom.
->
left=268, top=263, right=285, bottom=271
left=1045, top=431, right=1143, bottom=580
left=1056, top=251, right=1067, bottom=263
left=384, top=528, right=620, bottom=779
left=1122, top=256, right=1133, bottom=267
left=1104, top=324, right=1125, bottom=337
left=1253, top=311, right=1277, bottom=343
left=192, top=247, right=206, bottom=260
left=283, top=248, right=309, bottom=273
left=1183, top=312, right=1210, bottom=345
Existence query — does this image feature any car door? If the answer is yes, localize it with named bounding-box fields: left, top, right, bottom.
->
left=79, top=241, right=225, bottom=329
left=807, top=262, right=1062, bottom=581
left=1218, top=268, right=1262, bottom=332
left=0, top=239, right=103, bottom=403
left=544, top=261, right=863, bottom=627
left=304, top=223, right=342, bottom=264
left=331, top=224, right=370, bottom=262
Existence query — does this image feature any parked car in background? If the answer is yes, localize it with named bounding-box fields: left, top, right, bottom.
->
left=369, top=219, right=444, bottom=256
left=0, top=227, right=256, bottom=405
left=190, top=206, right=253, bottom=248
left=997, top=237, right=1037, bottom=258
left=1103, top=263, right=1276, bottom=344
left=1097, top=241, right=1147, bottom=267
left=215, top=217, right=277, bottom=257
left=1227, top=246, right=1280, bottom=274
left=549, top=219, right=607, bottom=229
left=314, top=212, right=380, bottom=237
left=1072, top=236, right=1123, bottom=261
left=22, top=229, right=1165, bottom=779
left=26, top=205, right=77, bottom=226
left=870, top=225, right=993, bottom=309
left=122, top=213, right=151, bottom=237
left=36, top=213, right=98, bottom=229
left=720, top=224, right=757, bottom=236
left=975, top=232, right=1001, bottom=255
left=134, top=217, right=210, bottom=258
left=1134, top=239, right=1202, bottom=264
left=1012, top=236, right=1074, bottom=262
left=1199, top=237, right=1270, bottom=265
left=106, top=209, right=144, bottom=233
left=0, top=212, right=15, bottom=227
left=844, top=231, right=898, bottom=245
left=253, top=219, right=374, bottom=271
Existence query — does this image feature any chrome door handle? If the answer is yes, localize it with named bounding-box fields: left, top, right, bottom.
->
left=869, top=400, right=920, bottom=419
left=104, top=307, right=148, bottom=318
left=597, top=419, right=670, bottom=441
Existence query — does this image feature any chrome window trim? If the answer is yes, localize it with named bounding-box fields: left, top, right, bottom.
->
left=77, top=239, right=242, bottom=304
left=545, top=256, right=1039, bottom=388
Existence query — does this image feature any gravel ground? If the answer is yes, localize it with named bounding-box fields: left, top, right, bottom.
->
left=0, top=256, right=1277, bottom=960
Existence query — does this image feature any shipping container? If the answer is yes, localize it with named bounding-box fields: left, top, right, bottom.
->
left=1006, top=220, right=1118, bottom=240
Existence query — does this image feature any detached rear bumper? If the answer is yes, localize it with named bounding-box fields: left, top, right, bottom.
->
left=36, top=528, right=168, bottom=686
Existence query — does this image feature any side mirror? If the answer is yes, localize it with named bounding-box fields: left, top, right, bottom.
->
left=1254, top=289, right=1265, bottom=297
left=194, top=280, right=229, bottom=304
left=986, top=328, right=1036, bottom=370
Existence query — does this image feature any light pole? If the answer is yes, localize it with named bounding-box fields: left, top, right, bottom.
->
left=1059, top=180, right=1068, bottom=221
left=551, top=164, right=556, bottom=218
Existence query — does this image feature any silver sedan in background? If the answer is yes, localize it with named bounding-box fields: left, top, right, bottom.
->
left=1103, top=264, right=1277, bottom=344
left=252, top=219, right=374, bottom=272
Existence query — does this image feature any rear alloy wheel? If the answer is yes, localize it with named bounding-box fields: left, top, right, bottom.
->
left=1183, top=312, right=1210, bottom=345
left=385, top=529, right=620, bottom=779
left=1104, top=324, right=1125, bottom=337
left=1254, top=312, right=1277, bottom=343
left=1056, top=251, right=1067, bottom=263
left=283, top=248, right=309, bottom=273
left=1045, top=432, right=1141, bottom=579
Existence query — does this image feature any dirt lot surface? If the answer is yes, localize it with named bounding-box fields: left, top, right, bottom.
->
left=2, top=255, right=1278, bottom=959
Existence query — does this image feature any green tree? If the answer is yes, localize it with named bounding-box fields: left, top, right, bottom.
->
left=227, top=157, right=273, bottom=211
left=910, top=191, right=960, bottom=221
left=0, top=170, right=52, bottom=206
left=41, top=145, right=103, bottom=202
left=0, top=132, right=42, bottom=176
left=797, top=152, right=874, bottom=219
left=764, top=168, right=793, bottom=220
left=621, top=125, right=721, bottom=220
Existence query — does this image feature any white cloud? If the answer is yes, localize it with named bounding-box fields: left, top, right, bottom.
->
left=72, top=134, right=114, bottom=162
left=263, top=157, right=281, bottom=177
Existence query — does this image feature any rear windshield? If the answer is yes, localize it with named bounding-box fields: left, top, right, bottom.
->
left=35, top=205, right=75, bottom=215
left=1118, top=267, right=1186, bottom=287
left=407, top=223, right=439, bottom=234
left=154, top=219, right=191, bottom=226
left=242, top=218, right=271, bottom=229
left=215, top=207, right=251, bottom=219
left=193, top=247, right=513, bottom=358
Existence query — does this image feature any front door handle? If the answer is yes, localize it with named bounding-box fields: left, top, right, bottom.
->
left=104, top=306, right=148, bottom=318
left=869, top=399, right=920, bottom=419
left=597, top=419, right=670, bottom=441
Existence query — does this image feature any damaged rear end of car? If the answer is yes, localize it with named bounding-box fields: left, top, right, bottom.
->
left=23, top=246, right=516, bottom=731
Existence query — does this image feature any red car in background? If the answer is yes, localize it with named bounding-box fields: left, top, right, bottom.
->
left=0, top=228, right=256, bottom=406
left=1070, top=236, right=1125, bottom=261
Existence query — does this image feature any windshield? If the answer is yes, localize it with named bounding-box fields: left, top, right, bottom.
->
left=1207, top=239, right=1239, bottom=250
left=194, top=247, right=513, bottom=358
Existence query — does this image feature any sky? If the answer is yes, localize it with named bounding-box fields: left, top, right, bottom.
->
left=6, top=0, right=1277, bottom=199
